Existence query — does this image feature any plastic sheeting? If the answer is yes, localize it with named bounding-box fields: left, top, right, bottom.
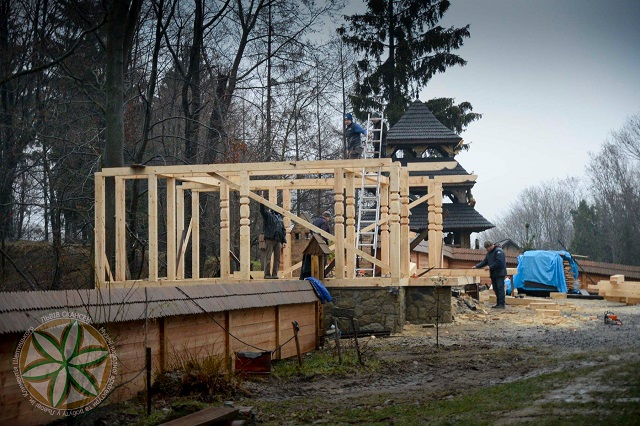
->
left=513, top=250, right=579, bottom=293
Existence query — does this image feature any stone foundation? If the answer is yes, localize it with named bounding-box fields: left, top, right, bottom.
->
left=325, top=286, right=451, bottom=334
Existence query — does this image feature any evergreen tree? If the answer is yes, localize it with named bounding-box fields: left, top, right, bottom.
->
left=338, top=0, right=470, bottom=124
left=569, top=200, right=602, bottom=260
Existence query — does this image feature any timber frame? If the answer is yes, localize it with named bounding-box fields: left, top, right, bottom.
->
left=95, top=158, right=487, bottom=288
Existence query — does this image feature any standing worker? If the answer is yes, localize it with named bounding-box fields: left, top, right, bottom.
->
left=260, top=203, right=286, bottom=279
left=344, top=113, right=367, bottom=159
left=475, top=241, right=507, bottom=309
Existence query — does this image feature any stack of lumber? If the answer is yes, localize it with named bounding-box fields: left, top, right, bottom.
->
left=563, top=259, right=576, bottom=290
left=589, top=275, right=640, bottom=305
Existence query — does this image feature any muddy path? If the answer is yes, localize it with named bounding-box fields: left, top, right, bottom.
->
left=240, top=296, right=640, bottom=408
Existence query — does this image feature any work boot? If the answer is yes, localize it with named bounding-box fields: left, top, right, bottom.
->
left=491, top=304, right=506, bottom=309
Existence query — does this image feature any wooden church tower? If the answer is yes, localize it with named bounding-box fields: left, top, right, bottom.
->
left=384, top=100, right=494, bottom=248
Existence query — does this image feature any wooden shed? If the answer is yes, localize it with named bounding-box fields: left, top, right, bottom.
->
left=0, top=282, right=321, bottom=425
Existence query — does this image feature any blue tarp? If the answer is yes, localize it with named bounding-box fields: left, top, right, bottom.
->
left=513, top=250, right=579, bottom=293
left=306, top=277, right=332, bottom=303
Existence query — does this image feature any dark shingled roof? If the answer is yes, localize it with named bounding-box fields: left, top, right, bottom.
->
left=409, top=202, right=494, bottom=232
left=386, top=100, right=462, bottom=146
left=0, top=282, right=319, bottom=335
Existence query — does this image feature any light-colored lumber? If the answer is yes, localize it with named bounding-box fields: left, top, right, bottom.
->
left=550, top=292, right=567, bottom=299
left=536, top=309, right=561, bottom=317
left=148, top=174, right=158, bottom=281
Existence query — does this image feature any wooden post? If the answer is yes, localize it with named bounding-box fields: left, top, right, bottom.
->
left=148, top=175, right=158, bottom=282
left=400, top=168, right=410, bottom=277
left=176, top=186, right=185, bottom=279
left=95, top=173, right=106, bottom=287
left=166, top=177, right=176, bottom=280
left=292, top=321, right=302, bottom=367
left=220, top=182, right=230, bottom=278
left=239, top=171, right=251, bottom=280
left=191, top=190, right=200, bottom=279
left=380, top=183, right=390, bottom=276
left=345, top=171, right=356, bottom=278
left=282, top=189, right=292, bottom=277
left=146, top=347, right=152, bottom=416
left=333, top=168, right=345, bottom=279
left=428, top=181, right=443, bottom=268
left=389, top=163, right=401, bottom=279
left=275, top=306, right=282, bottom=360
left=115, top=176, right=126, bottom=282
left=226, top=311, right=233, bottom=372
left=333, top=316, right=342, bottom=364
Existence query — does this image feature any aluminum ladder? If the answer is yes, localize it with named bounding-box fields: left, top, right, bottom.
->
left=354, top=112, right=387, bottom=277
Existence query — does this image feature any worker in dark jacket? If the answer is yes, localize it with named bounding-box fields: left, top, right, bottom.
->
left=344, top=113, right=367, bottom=159
left=260, top=204, right=286, bottom=279
left=475, top=241, right=507, bottom=308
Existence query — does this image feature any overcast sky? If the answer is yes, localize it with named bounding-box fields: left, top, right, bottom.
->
left=415, top=0, right=640, bottom=222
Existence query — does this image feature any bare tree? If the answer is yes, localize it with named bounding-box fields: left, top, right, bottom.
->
left=482, top=178, right=583, bottom=251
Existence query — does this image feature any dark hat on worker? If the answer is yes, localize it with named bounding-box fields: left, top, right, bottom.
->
left=372, top=111, right=381, bottom=118
left=483, top=240, right=493, bottom=248
left=322, top=211, right=331, bottom=218
left=344, top=113, right=353, bottom=121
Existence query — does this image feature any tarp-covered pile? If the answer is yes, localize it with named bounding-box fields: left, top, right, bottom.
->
left=513, top=250, right=579, bottom=293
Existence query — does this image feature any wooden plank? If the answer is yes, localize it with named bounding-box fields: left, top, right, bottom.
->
left=115, top=176, right=127, bottom=281
left=166, top=177, right=177, bottom=280
left=611, top=274, right=625, bottom=284
left=282, top=189, right=292, bottom=277
left=158, top=406, right=239, bottom=426
left=219, top=182, right=230, bottom=278
left=95, top=173, right=106, bottom=286
left=550, top=292, right=567, bottom=299
left=148, top=174, right=158, bottom=281
left=191, top=190, right=200, bottom=279
left=536, top=309, right=561, bottom=317
left=239, top=171, right=250, bottom=280
left=99, top=158, right=393, bottom=177
left=176, top=186, right=185, bottom=279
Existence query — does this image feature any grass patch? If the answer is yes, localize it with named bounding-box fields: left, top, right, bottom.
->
left=252, top=361, right=640, bottom=425
left=270, top=345, right=381, bottom=380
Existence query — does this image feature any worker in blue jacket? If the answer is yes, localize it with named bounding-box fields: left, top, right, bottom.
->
left=344, top=113, right=367, bottom=159
left=475, top=241, right=507, bottom=309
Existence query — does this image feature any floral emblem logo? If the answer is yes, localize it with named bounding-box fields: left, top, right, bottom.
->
left=13, top=312, right=117, bottom=416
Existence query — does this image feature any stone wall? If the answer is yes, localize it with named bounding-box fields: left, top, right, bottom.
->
left=405, top=286, right=452, bottom=324
left=325, top=287, right=405, bottom=334
left=325, top=286, right=452, bottom=334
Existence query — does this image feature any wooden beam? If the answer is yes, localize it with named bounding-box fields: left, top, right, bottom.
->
left=239, top=171, right=250, bottom=280
left=115, top=176, right=127, bottom=281
left=99, top=158, right=393, bottom=177
left=166, top=177, right=176, bottom=280
left=220, top=182, right=230, bottom=278
left=334, top=168, right=345, bottom=278
left=148, top=175, right=158, bottom=282
left=282, top=189, right=292, bottom=277
left=94, top=174, right=106, bottom=287
left=389, top=163, right=401, bottom=279
left=191, top=190, right=200, bottom=279
left=176, top=186, right=185, bottom=279
left=400, top=168, right=410, bottom=277
left=408, top=175, right=478, bottom=186
left=345, top=171, right=356, bottom=278
left=408, top=191, right=436, bottom=210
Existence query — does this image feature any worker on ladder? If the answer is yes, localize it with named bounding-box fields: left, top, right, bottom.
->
left=344, top=113, right=367, bottom=159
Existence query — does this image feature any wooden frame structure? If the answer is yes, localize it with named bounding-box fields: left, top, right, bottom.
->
left=95, top=158, right=486, bottom=288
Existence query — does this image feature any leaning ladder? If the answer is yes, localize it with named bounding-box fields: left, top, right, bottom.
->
left=354, top=112, right=387, bottom=277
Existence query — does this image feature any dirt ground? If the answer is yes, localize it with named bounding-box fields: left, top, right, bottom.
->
left=66, top=291, right=640, bottom=425
left=237, top=291, right=640, bottom=424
